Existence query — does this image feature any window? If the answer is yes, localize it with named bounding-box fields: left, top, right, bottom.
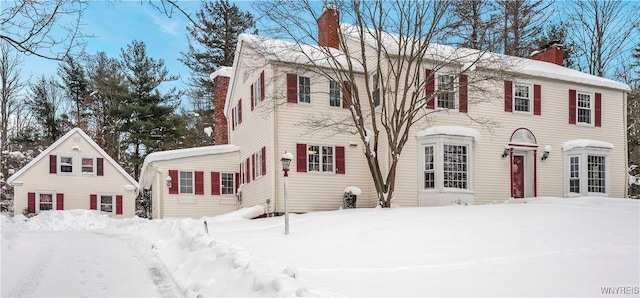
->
left=513, top=84, right=531, bottom=113
left=59, top=156, right=73, bottom=174
left=253, top=78, right=262, bottom=107
left=307, top=145, right=334, bottom=172
left=577, top=92, right=592, bottom=124
left=100, top=194, right=114, bottom=213
left=254, top=150, right=263, bottom=178
left=329, top=80, right=341, bottom=107
left=437, top=74, right=456, bottom=109
left=569, top=156, right=580, bottom=193
left=241, top=160, right=247, bottom=184
left=221, top=173, right=235, bottom=195
left=299, top=76, right=311, bottom=103
left=424, top=146, right=435, bottom=189
left=232, top=105, right=240, bottom=128
left=81, top=157, right=95, bottom=175
left=443, top=145, right=468, bottom=189
left=588, top=155, right=606, bottom=193
left=372, top=72, right=380, bottom=107
left=179, top=171, right=194, bottom=194
left=39, top=193, right=54, bottom=211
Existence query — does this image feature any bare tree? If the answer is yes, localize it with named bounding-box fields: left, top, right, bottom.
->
left=0, top=41, right=28, bottom=179
left=0, top=0, right=88, bottom=61
left=447, top=0, right=500, bottom=51
left=495, top=0, right=553, bottom=57
left=564, top=0, right=639, bottom=78
left=255, top=0, right=509, bottom=207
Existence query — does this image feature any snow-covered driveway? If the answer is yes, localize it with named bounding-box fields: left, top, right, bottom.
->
left=2, top=230, right=183, bottom=298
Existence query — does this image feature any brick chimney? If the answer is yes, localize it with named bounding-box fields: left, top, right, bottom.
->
left=211, top=68, right=231, bottom=145
left=317, top=5, right=339, bottom=49
left=531, top=41, right=564, bottom=66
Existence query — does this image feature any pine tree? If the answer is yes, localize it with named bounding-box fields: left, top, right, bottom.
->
left=58, top=55, right=89, bottom=129
left=119, top=40, right=183, bottom=179
left=535, top=21, right=575, bottom=68
left=448, top=0, right=499, bottom=51
left=27, top=75, right=68, bottom=144
left=496, top=0, right=552, bottom=57
left=628, top=44, right=640, bottom=198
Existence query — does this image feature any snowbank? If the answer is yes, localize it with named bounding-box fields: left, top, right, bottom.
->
left=18, top=209, right=112, bottom=231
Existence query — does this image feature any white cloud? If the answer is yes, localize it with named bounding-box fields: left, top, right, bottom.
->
left=147, top=10, right=180, bottom=36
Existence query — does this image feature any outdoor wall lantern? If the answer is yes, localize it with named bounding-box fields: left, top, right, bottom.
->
left=280, top=151, right=293, bottom=235
left=501, top=146, right=510, bottom=158
left=541, top=145, right=552, bottom=161
left=165, top=175, right=172, bottom=188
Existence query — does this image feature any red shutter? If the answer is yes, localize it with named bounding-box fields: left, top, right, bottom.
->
left=458, top=74, right=468, bottom=113
left=287, top=73, right=298, bottom=103
left=97, top=158, right=104, bottom=176
left=56, top=193, right=64, bottom=210
left=261, top=146, right=267, bottom=176
left=246, top=158, right=251, bottom=183
left=195, top=171, right=204, bottom=195
left=595, top=92, right=602, bottom=127
left=260, top=71, right=265, bottom=101
left=252, top=154, right=256, bottom=180
left=342, top=81, right=351, bottom=109
left=90, top=194, right=97, bottom=210
left=533, top=84, right=541, bottom=115
left=28, top=192, right=36, bottom=213
left=235, top=172, right=240, bottom=193
left=504, top=81, right=513, bottom=112
left=569, top=89, right=577, bottom=124
left=49, top=155, right=57, bottom=173
left=168, top=170, right=178, bottom=194
left=116, top=195, right=123, bottom=215
left=296, top=143, right=307, bottom=172
left=211, top=172, right=220, bottom=195
left=336, top=146, right=345, bottom=174
left=238, top=99, right=242, bottom=124
left=251, top=84, right=255, bottom=111
left=425, top=69, right=435, bottom=109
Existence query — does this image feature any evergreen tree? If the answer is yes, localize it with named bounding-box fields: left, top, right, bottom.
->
left=628, top=44, right=640, bottom=198
left=119, top=40, right=182, bottom=179
left=535, top=21, right=575, bottom=68
left=495, top=0, right=553, bottom=57
left=179, top=0, right=255, bottom=146
left=27, top=75, right=68, bottom=144
left=57, top=55, right=89, bottom=129
left=448, top=0, right=499, bottom=51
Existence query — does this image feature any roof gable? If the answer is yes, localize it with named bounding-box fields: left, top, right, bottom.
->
left=6, top=128, right=138, bottom=187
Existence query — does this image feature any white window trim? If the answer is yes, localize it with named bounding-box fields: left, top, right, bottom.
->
left=329, top=80, right=341, bottom=107
left=58, top=155, right=74, bottom=175
left=232, top=105, right=240, bottom=128
left=512, top=82, right=533, bottom=115
left=307, top=145, right=335, bottom=173
left=576, top=91, right=595, bottom=127
left=435, top=73, right=458, bottom=111
left=371, top=72, right=381, bottom=107
left=418, top=135, right=474, bottom=193
left=179, top=170, right=195, bottom=194
left=298, top=76, right=311, bottom=104
left=36, top=191, right=56, bottom=213
left=80, top=156, right=97, bottom=176
left=97, top=192, right=116, bottom=215
left=221, top=172, right=235, bottom=195
left=563, top=147, right=610, bottom=197
left=254, top=150, right=263, bottom=178
left=253, top=78, right=262, bottom=108
left=241, top=160, right=247, bottom=184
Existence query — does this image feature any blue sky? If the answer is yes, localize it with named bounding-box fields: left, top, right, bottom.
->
left=21, top=1, right=257, bottom=101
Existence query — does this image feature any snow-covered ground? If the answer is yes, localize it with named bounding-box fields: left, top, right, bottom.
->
left=2, top=197, right=639, bottom=297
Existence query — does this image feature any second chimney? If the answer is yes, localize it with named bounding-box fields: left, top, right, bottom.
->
left=317, top=5, right=339, bottom=49
left=210, top=67, right=232, bottom=145
left=531, top=41, right=564, bottom=66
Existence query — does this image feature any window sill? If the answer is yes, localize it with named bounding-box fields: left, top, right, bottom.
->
left=576, top=122, right=594, bottom=128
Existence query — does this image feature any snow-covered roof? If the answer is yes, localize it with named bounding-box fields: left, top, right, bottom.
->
left=562, top=139, right=614, bottom=151
left=416, top=126, right=482, bottom=141
left=138, top=144, right=240, bottom=189
left=6, top=128, right=138, bottom=187
left=340, top=24, right=630, bottom=92
left=209, top=66, right=233, bottom=81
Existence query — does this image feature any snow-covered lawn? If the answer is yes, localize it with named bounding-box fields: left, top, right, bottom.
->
left=2, top=197, right=639, bottom=297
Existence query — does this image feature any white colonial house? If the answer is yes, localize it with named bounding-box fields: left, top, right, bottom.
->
left=138, top=6, right=630, bottom=218
left=7, top=128, right=138, bottom=218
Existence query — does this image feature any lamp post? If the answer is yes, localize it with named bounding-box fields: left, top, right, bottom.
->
left=280, top=151, right=293, bottom=235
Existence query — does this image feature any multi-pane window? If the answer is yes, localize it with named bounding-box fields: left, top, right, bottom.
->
left=241, top=160, right=247, bottom=184
left=307, top=145, right=333, bottom=172
left=221, top=173, right=235, bottom=195
left=39, top=193, right=54, bottom=211
left=253, top=78, right=262, bottom=107
left=569, top=156, right=580, bottom=193
left=588, top=155, right=606, bottom=193
left=299, top=76, right=311, bottom=103
left=232, top=105, right=240, bottom=128
left=254, top=150, right=263, bottom=178
left=437, top=75, right=456, bottom=109
left=179, top=171, right=194, bottom=194
left=424, top=146, right=435, bottom=189
left=59, top=156, right=73, bottom=173
left=443, top=145, right=467, bottom=189
left=577, top=92, right=592, bottom=124
left=372, top=72, right=380, bottom=107
left=100, top=194, right=114, bottom=213
left=514, top=84, right=531, bottom=112
left=81, top=157, right=95, bottom=175
left=329, top=81, right=341, bottom=107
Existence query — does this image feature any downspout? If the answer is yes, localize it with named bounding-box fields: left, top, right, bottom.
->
left=273, top=63, right=279, bottom=215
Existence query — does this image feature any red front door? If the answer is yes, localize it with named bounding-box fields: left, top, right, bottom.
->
left=512, top=155, right=525, bottom=198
